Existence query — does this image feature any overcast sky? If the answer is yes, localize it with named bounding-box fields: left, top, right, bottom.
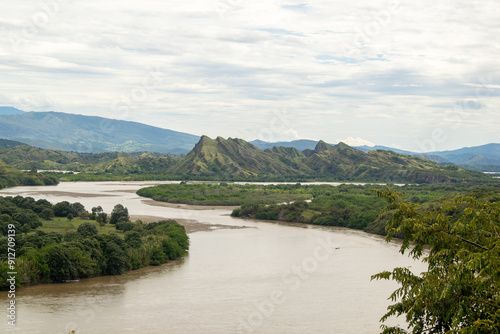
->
left=1, top=0, right=499, bottom=151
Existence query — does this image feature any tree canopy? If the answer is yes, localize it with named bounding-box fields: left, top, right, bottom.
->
left=372, top=187, right=500, bottom=333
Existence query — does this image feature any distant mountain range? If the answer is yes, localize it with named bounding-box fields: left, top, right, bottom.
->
left=0, top=108, right=199, bottom=154
left=0, top=107, right=499, bottom=172
left=172, top=136, right=490, bottom=182
left=252, top=140, right=500, bottom=172
left=0, top=134, right=494, bottom=183
left=0, top=107, right=25, bottom=115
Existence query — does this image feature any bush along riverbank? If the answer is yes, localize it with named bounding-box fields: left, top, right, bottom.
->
left=0, top=196, right=189, bottom=290
left=230, top=184, right=500, bottom=235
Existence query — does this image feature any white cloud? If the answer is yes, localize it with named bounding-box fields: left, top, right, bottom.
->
left=0, top=0, right=499, bottom=150
left=339, top=137, right=375, bottom=147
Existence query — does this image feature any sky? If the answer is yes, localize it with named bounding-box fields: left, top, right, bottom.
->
left=1, top=0, right=499, bottom=152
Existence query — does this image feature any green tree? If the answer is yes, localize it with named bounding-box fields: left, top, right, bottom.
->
left=44, top=244, right=77, bottom=281
left=76, top=222, right=98, bottom=237
left=109, top=204, right=129, bottom=225
left=371, top=187, right=500, bottom=334
left=96, top=212, right=108, bottom=226
left=91, top=206, right=103, bottom=216
left=124, top=231, right=142, bottom=248
left=41, top=208, right=55, bottom=220
left=70, top=202, right=86, bottom=217
left=53, top=201, right=72, bottom=217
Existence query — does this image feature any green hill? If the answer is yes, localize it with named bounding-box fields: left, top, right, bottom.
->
left=0, top=163, right=59, bottom=189
left=0, top=138, right=25, bottom=149
left=169, top=136, right=491, bottom=183
left=168, top=136, right=305, bottom=177
left=0, top=110, right=199, bottom=154
left=0, top=145, right=180, bottom=174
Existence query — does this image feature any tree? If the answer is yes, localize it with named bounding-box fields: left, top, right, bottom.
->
left=41, top=208, right=55, bottom=220
left=91, top=206, right=103, bottom=216
left=77, top=222, right=98, bottom=237
left=96, top=212, right=107, bottom=226
left=70, top=202, right=86, bottom=217
left=53, top=201, right=72, bottom=217
left=124, top=231, right=142, bottom=248
left=371, top=187, right=500, bottom=334
left=109, top=204, right=129, bottom=225
left=44, top=244, right=77, bottom=281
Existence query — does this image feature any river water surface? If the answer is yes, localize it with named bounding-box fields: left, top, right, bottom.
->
left=0, top=182, right=426, bottom=334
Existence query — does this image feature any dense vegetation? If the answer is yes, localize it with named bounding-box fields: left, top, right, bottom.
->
left=137, top=182, right=313, bottom=206
left=372, top=187, right=500, bottom=333
left=0, top=162, right=59, bottom=189
left=230, top=184, right=500, bottom=234
left=0, top=196, right=189, bottom=290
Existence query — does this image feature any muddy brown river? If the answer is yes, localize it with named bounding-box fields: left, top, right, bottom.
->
left=0, top=182, right=425, bottom=333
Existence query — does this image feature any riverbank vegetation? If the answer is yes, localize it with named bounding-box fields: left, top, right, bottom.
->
left=0, top=196, right=189, bottom=290
left=137, top=182, right=313, bottom=206
left=231, top=184, right=500, bottom=234
left=372, top=187, right=500, bottom=333
left=0, top=163, right=58, bottom=189
left=136, top=182, right=500, bottom=235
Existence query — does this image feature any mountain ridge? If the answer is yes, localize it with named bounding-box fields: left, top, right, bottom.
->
left=0, top=136, right=494, bottom=183
left=0, top=110, right=200, bottom=154
left=168, top=136, right=491, bottom=183
left=1, top=108, right=498, bottom=171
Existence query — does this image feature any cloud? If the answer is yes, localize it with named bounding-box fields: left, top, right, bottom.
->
left=339, top=137, right=375, bottom=147
left=0, top=0, right=499, bottom=150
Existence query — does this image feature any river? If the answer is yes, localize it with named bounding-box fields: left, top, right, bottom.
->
left=0, top=181, right=426, bottom=334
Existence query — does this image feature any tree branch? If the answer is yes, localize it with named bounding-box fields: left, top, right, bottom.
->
left=443, top=230, right=488, bottom=251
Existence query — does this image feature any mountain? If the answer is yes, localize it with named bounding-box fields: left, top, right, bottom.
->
left=0, top=137, right=492, bottom=183
left=168, top=136, right=305, bottom=177
left=0, top=107, right=25, bottom=115
left=256, top=140, right=500, bottom=171
left=355, top=145, right=416, bottom=156
left=169, top=136, right=491, bottom=183
left=250, top=139, right=321, bottom=151
left=0, top=139, right=25, bottom=149
left=0, top=110, right=200, bottom=154
left=0, top=145, right=180, bottom=174
left=428, top=144, right=500, bottom=165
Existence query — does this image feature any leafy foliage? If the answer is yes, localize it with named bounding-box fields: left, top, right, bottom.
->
left=371, top=187, right=500, bottom=333
left=109, top=204, right=129, bottom=224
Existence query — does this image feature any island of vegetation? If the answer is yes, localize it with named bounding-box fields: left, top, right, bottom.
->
left=136, top=182, right=500, bottom=235
left=137, top=182, right=313, bottom=206
left=0, top=196, right=189, bottom=290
